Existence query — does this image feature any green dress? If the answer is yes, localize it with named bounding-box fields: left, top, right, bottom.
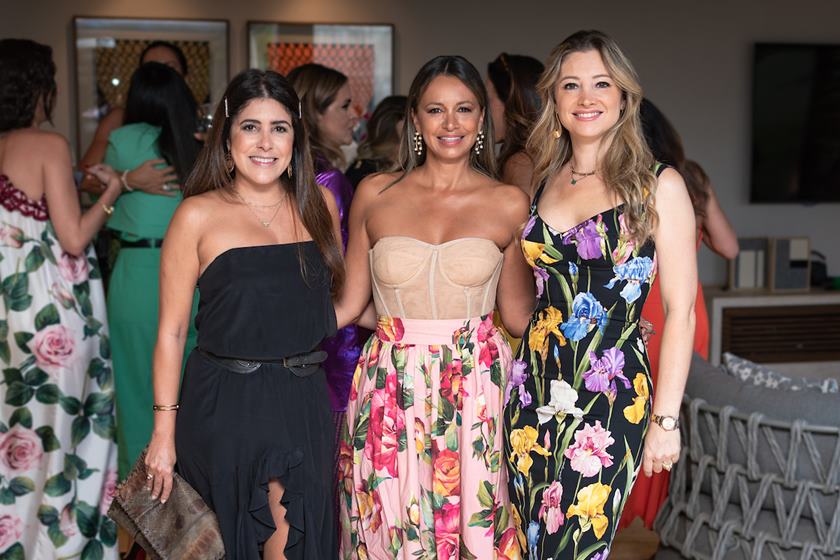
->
left=104, top=123, right=198, bottom=478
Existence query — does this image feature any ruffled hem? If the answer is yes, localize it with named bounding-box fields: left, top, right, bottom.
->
left=248, top=447, right=306, bottom=552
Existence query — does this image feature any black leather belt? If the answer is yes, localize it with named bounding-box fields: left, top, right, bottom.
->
left=197, top=348, right=327, bottom=377
left=118, top=238, right=164, bottom=249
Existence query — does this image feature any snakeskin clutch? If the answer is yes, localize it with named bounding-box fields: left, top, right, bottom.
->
left=107, top=449, right=225, bottom=559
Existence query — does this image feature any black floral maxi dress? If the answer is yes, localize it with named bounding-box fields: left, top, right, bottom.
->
left=504, top=178, right=660, bottom=559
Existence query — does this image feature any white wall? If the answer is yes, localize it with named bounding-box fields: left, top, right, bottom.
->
left=3, top=0, right=839, bottom=284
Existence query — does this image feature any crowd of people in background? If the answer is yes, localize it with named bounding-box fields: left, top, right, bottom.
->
left=0, top=28, right=737, bottom=560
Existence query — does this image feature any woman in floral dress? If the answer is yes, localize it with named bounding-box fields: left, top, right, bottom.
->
left=504, top=31, right=697, bottom=559
left=0, top=39, right=120, bottom=559
left=335, top=56, right=535, bottom=559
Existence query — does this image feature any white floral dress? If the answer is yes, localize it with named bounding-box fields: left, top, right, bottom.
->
left=0, top=175, right=118, bottom=559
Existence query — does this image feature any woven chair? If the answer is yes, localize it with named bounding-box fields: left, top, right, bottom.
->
left=655, top=355, right=840, bottom=560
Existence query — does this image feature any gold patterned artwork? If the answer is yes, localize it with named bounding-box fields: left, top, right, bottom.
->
left=94, top=39, right=210, bottom=108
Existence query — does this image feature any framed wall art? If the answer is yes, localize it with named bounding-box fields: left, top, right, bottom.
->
left=73, top=17, right=229, bottom=155
left=247, top=21, right=394, bottom=120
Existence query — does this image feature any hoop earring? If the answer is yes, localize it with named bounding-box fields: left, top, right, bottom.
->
left=413, top=131, right=423, bottom=156
left=474, top=130, right=485, bottom=155
left=225, top=151, right=235, bottom=175
left=553, top=129, right=562, bottom=139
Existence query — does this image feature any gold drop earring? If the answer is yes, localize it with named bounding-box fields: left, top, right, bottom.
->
left=413, top=131, right=423, bottom=156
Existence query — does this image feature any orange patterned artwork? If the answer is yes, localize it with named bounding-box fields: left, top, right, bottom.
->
left=265, top=42, right=375, bottom=117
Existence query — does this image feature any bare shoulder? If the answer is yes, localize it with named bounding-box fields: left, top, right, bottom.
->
left=354, top=171, right=401, bottom=206
left=488, top=180, right=531, bottom=219
left=13, top=128, right=69, bottom=152
left=358, top=171, right=401, bottom=196
left=654, top=167, right=689, bottom=206
left=505, top=150, right=533, bottom=171
left=171, top=190, right=222, bottom=230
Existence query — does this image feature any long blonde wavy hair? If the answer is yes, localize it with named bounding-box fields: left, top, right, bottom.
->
left=528, top=30, right=658, bottom=243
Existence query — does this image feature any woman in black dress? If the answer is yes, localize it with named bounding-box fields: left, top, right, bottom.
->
left=143, top=70, right=344, bottom=559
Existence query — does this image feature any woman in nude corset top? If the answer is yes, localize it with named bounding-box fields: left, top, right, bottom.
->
left=334, top=55, right=534, bottom=559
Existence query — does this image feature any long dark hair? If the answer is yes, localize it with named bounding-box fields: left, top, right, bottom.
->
left=640, top=98, right=709, bottom=219
left=0, top=39, right=56, bottom=132
left=487, top=53, right=544, bottom=172
left=356, top=95, right=406, bottom=165
left=184, top=69, right=344, bottom=294
left=123, top=62, right=200, bottom=179
left=287, top=64, right=349, bottom=169
left=396, top=56, right=497, bottom=181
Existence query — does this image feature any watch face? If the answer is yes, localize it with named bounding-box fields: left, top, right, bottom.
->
left=661, top=416, right=677, bottom=430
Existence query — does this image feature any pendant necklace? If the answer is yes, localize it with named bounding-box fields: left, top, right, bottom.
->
left=570, top=163, right=597, bottom=186
left=235, top=191, right=284, bottom=228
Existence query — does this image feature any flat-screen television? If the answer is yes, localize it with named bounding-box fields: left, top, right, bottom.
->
left=750, top=43, right=840, bottom=203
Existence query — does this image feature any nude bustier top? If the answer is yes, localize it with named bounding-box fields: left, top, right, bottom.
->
left=369, top=236, right=504, bottom=320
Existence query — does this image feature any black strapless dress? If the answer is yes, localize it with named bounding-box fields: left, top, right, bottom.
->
left=175, top=242, right=337, bottom=559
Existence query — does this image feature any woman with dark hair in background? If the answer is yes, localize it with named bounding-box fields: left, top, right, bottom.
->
left=105, top=61, right=202, bottom=478
left=79, top=41, right=189, bottom=196
left=504, top=31, right=697, bottom=558
left=287, top=63, right=365, bottom=437
left=0, top=38, right=121, bottom=559
left=336, top=55, right=533, bottom=559
left=143, top=69, right=342, bottom=559
left=487, top=52, right=545, bottom=195
left=618, top=98, right=738, bottom=531
left=345, top=95, right=407, bottom=188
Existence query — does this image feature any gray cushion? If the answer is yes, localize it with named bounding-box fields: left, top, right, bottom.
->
left=722, top=352, right=840, bottom=394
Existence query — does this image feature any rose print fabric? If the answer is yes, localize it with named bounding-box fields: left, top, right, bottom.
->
left=339, top=315, right=521, bottom=559
left=505, top=176, right=661, bottom=559
left=0, top=176, right=118, bottom=559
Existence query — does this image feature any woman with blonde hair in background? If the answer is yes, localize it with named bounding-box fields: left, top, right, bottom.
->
left=504, top=30, right=697, bottom=558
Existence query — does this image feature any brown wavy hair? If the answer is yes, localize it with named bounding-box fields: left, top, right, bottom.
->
left=640, top=98, right=709, bottom=219
left=183, top=69, right=344, bottom=294
left=395, top=55, right=497, bottom=182
left=528, top=30, right=657, bottom=243
left=487, top=53, right=544, bottom=174
left=287, top=64, right=349, bottom=169
left=356, top=95, right=406, bottom=165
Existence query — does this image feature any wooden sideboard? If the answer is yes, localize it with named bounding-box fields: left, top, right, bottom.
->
left=705, top=288, right=840, bottom=365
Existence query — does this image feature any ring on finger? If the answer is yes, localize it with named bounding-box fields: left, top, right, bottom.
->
left=162, top=183, right=173, bottom=192
left=146, top=473, right=153, bottom=480
left=663, top=461, right=673, bottom=471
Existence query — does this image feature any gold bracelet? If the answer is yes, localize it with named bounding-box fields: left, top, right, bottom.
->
left=101, top=203, right=114, bottom=216
left=152, top=404, right=179, bottom=411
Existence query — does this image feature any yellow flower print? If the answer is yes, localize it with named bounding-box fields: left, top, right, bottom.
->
left=528, top=306, right=567, bottom=358
left=509, top=425, right=550, bottom=475
left=512, top=507, right=527, bottom=552
left=623, top=373, right=649, bottom=424
left=566, top=482, right=611, bottom=539
left=521, top=239, right=559, bottom=268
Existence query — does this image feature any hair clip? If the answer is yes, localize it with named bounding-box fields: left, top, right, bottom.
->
left=224, top=97, right=229, bottom=118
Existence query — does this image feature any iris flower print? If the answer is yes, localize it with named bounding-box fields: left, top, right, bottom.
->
left=604, top=256, right=655, bottom=303
left=560, top=292, right=608, bottom=342
left=582, top=347, right=631, bottom=396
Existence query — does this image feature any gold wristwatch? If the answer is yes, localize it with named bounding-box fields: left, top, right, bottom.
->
left=651, top=414, right=679, bottom=431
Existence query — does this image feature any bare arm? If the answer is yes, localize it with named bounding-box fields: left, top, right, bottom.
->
left=43, top=134, right=122, bottom=256
left=334, top=175, right=383, bottom=328
left=643, top=168, right=697, bottom=477
left=700, top=186, right=739, bottom=259
left=495, top=185, right=536, bottom=337
left=145, top=198, right=204, bottom=502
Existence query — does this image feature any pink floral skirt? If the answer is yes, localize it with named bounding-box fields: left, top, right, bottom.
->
left=339, top=314, right=522, bottom=559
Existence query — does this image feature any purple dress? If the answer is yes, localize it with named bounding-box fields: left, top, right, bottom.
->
left=315, top=157, right=368, bottom=420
